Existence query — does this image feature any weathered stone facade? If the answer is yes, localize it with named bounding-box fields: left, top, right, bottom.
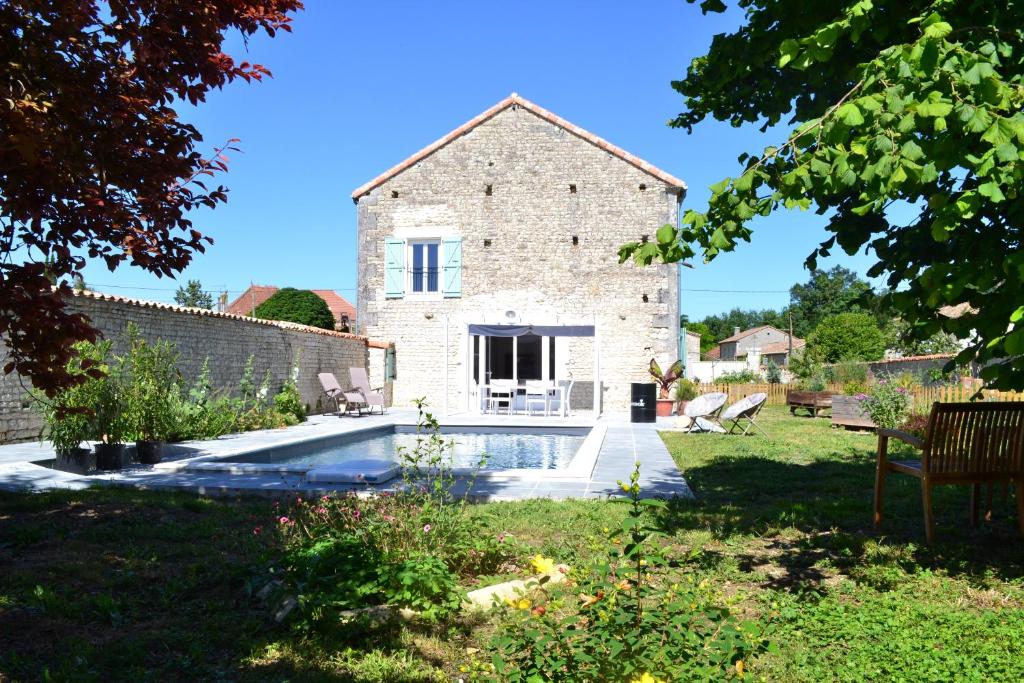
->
left=354, top=96, right=683, bottom=415
left=0, top=292, right=368, bottom=443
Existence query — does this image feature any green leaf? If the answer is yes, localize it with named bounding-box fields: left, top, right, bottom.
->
left=656, top=224, right=677, bottom=245
left=994, top=142, right=1019, bottom=163
left=1005, top=329, right=1024, bottom=356
left=916, top=101, right=953, bottom=118
left=978, top=181, right=1006, bottom=202
left=837, top=102, right=865, bottom=126
left=778, top=38, right=800, bottom=68
left=923, top=21, right=952, bottom=40
left=709, top=178, right=731, bottom=195
left=1010, top=306, right=1024, bottom=324
left=709, top=227, right=732, bottom=250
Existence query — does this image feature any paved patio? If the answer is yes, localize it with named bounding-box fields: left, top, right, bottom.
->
left=0, top=410, right=693, bottom=501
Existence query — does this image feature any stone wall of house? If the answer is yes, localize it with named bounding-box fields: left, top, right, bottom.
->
left=355, top=104, right=681, bottom=415
left=0, top=292, right=369, bottom=443
left=367, top=342, right=394, bottom=407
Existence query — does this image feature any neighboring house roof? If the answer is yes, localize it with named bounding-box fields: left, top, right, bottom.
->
left=351, top=93, right=688, bottom=200
left=757, top=338, right=807, bottom=356
left=718, top=325, right=782, bottom=344
left=225, top=285, right=355, bottom=325
left=685, top=329, right=701, bottom=338
left=704, top=347, right=721, bottom=360
left=69, top=289, right=367, bottom=342
left=872, top=353, right=956, bottom=364
left=310, top=289, right=356, bottom=324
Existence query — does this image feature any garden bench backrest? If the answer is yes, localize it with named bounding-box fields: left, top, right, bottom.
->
left=922, top=402, right=1024, bottom=478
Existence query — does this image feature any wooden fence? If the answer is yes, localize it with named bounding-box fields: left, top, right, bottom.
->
left=695, top=383, right=1024, bottom=411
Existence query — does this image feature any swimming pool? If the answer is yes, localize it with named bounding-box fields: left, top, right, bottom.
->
left=218, top=425, right=590, bottom=471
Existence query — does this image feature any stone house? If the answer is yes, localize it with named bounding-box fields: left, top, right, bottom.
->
left=717, top=325, right=803, bottom=365
left=352, top=94, right=685, bottom=415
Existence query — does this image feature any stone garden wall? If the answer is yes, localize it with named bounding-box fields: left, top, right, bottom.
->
left=0, top=291, right=369, bottom=443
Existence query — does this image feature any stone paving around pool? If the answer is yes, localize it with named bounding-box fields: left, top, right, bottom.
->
left=0, top=410, right=693, bottom=501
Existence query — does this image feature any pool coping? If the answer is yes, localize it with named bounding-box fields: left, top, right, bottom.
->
left=0, top=410, right=693, bottom=500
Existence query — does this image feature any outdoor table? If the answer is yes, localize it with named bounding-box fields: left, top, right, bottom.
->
left=480, top=384, right=567, bottom=417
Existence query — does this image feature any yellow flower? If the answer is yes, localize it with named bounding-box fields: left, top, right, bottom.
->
left=503, top=596, right=516, bottom=608
left=516, top=598, right=531, bottom=610
left=531, top=554, right=556, bottom=575
left=736, top=659, right=745, bottom=677
left=629, top=673, right=666, bottom=683
left=620, top=482, right=632, bottom=493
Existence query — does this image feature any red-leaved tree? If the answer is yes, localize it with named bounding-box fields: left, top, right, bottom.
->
left=0, top=0, right=302, bottom=395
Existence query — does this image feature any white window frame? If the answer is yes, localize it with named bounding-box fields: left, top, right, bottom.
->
left=406, top=239, right=443, bottom=300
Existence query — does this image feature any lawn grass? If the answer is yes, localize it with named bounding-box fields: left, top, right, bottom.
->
left=1, top=406, right=1022, bottom=681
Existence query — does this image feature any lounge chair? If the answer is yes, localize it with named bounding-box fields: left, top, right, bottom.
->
left=676, top=392, right=728, bottom=433
left=350, top=367, right=386, bottom=414
left=720, top=392, right=768, bottom=436
left=318, top=372, right=367, bottom=416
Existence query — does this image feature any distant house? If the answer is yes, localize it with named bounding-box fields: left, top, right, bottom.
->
left=716, top=325, right=803, bottom=366
left=225, top=285, right=356, bottom=331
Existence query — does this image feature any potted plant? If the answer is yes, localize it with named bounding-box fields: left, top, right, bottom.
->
left=84, top=340, right=131, bottom=470
left=123, top=327, right=179, bottom=464
left=39, top=397, right=94, bottom=474
left=649, top=358, right=683, bottom=417
left=673, top=378, right=698, bottom=416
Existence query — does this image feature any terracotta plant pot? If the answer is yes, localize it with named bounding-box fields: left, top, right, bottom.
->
left=656, top=398, right=675, bottom=417
left=55, top=447, right=95, bottom=475
left=135, top=440, right=164, bottom=465
left=95, top=443, right=130, bottom=470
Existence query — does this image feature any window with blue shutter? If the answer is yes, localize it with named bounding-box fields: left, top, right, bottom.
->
left=443, top=237, right=462, bottom=297
left=384, top=238, right=405, bottom=298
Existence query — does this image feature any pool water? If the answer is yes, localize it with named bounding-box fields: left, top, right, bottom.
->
left=222, top=427, right=588, bottom=470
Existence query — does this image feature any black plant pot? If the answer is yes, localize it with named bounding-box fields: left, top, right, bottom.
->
left=55, top=447, right=96, bottom=475
left=95, top=443, right=130, bottom=470
left=135, top=440, right=164, bottom=464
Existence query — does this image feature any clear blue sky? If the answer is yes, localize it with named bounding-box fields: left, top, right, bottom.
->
left=79, top=0, right=880, bottom=320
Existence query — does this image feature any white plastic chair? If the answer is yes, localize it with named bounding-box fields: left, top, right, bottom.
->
left=486, top=380, right=516, bottom=415
left=524, top=380, right=551, bottom=416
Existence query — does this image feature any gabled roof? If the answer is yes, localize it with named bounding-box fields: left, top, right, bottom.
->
left=351, top=93, right=687, bottom=200
left=718, top=325, right=782, bottom=344
left=225, top=285, right=355, bottom=324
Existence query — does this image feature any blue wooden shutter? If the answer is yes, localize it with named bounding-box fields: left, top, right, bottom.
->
left=384, top=239, right=405, bottom=298
left=442, top=237, right=462, bottom=298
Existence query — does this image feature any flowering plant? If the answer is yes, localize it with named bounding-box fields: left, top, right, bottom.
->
left=858, top=379, right=912, bottom=429
left=489, top=463, right=771, bottom=681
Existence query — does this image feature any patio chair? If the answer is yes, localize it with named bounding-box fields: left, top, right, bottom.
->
left=485, top=379, right=516, bottom=415
left=556, top=379, right=575, bottom=417
left=720, top=393, right=768, bottom=437
left=349, top=367, right=386, bottom=415
left=318, top=372, right=367, bottom=417
left=874, top=401, right=1024, bottom=543
left=524, top=380, right=551, bottom=416
left=676, top=392, right=728, bottom=433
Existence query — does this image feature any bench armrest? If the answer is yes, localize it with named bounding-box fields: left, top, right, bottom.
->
left=877, top=428, right=924, bottom=450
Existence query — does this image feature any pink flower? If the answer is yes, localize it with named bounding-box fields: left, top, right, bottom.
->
left=353, top=510, right=361, bottom=520
left=279, top=516, right=289, bottom=524
left=423, top=524, right=432, bottom=533
left=321, top=495, right=329, bottom=502
left=252, top=526, right=262, bottom=535
left=316, top=507, right=327, bottom=514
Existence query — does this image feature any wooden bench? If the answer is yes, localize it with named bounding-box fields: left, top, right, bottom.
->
left=874, top=402, right=1024, bottom=543
left=786, top=390, right=834, bottom=417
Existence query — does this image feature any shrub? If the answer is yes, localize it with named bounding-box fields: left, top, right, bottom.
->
left=806, top=313, right=886, bottom=363
left=273, top=353, right=306, bottom=423
left=764, top=360, right=782, bottom=384
left=122, top=325, right=180, bottom=442
left=858, top=380, right=912, bottom=429
left=273, top=403, right=516, bottom=628
left=827, top=361, right=868, bottom=385
left=674, top=378, right=699, bottom=402
left=34, top=341, right=105, bottom=453
left=490, top=463, right=771, bottom=681
left=253, top=288, right=335, bottom=330
left=717, top=369, right=760, bottom=384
